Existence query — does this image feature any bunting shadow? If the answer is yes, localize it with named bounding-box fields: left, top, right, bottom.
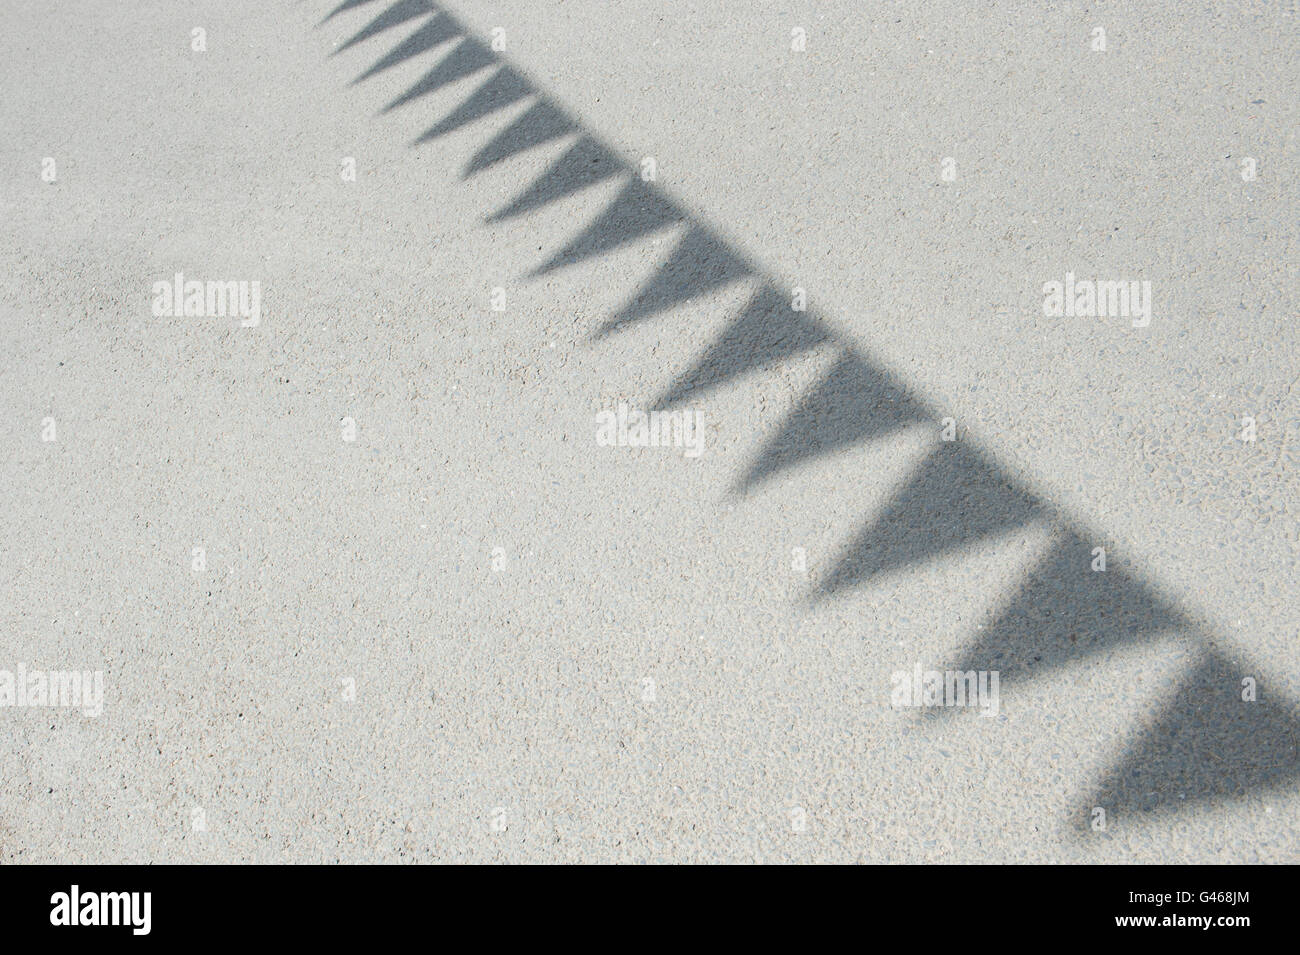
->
left=333, top=0, right=433, bottom=55
left=813, top=440, right=1042, bottom=597
left=652, top=284, right=831, bottom=408
left=318, top=0, right=1300, bottom=834
left=738, top=350, right=930, bottom=496
left=949, top=529, right=1187, bottom=692
left=1084, top=649, right=1300, bottom=822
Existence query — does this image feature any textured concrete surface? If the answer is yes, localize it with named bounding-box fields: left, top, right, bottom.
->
left=0, top=0, right=1296, bottom=862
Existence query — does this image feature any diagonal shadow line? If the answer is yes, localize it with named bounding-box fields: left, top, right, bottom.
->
left=317, top=0, right=1300, bottom=825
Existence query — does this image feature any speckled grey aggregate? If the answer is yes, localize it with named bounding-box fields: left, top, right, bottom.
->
left=0, top=0, right=1296, bottom=863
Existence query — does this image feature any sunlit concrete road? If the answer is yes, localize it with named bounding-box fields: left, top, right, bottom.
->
left=1, top=0, right=1296, bottom=862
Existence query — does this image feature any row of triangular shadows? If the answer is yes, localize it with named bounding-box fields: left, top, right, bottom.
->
left=324, top=0, right=1300, bottom=821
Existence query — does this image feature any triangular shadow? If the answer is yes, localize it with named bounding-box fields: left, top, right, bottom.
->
left=334, top=0, right=434, bottom=56
left=593, top=226, right=752, bottom=338
left=738, top=350, right=929, bottom=495
left=948, top=529, right=1186, bottom=696
left=1085, top=649, right=1300, bottom=822
left=813, top=440, right=1042, bottom=597
left=651, top=285, right=829, bottom=408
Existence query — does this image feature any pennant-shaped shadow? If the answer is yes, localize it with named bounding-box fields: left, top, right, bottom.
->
left=486, top=135, right=622, bottom=222
left=949, top=529, right=1184, bottom=693
left=321, top=0, right=386, bottom=27
left=738, top=349, right=928, bottom=493
left=333, top=0, right=433, bottom=56
left=530, top=178, right=683, bottom=276
left=353, top=11, right=459, bottom=83
left=464, top=99, right=574, bottom=177
left=1086, top=649, right=1300, bottom=821
left=413, top=66, right=532, bottom=144
left=652, top=285, right=830, bottom=409
left=383, top=36, right=494, bottom=113
left=815, top=440, right=1042, bottom=596
left=593, top=226, right=752, bottom=338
